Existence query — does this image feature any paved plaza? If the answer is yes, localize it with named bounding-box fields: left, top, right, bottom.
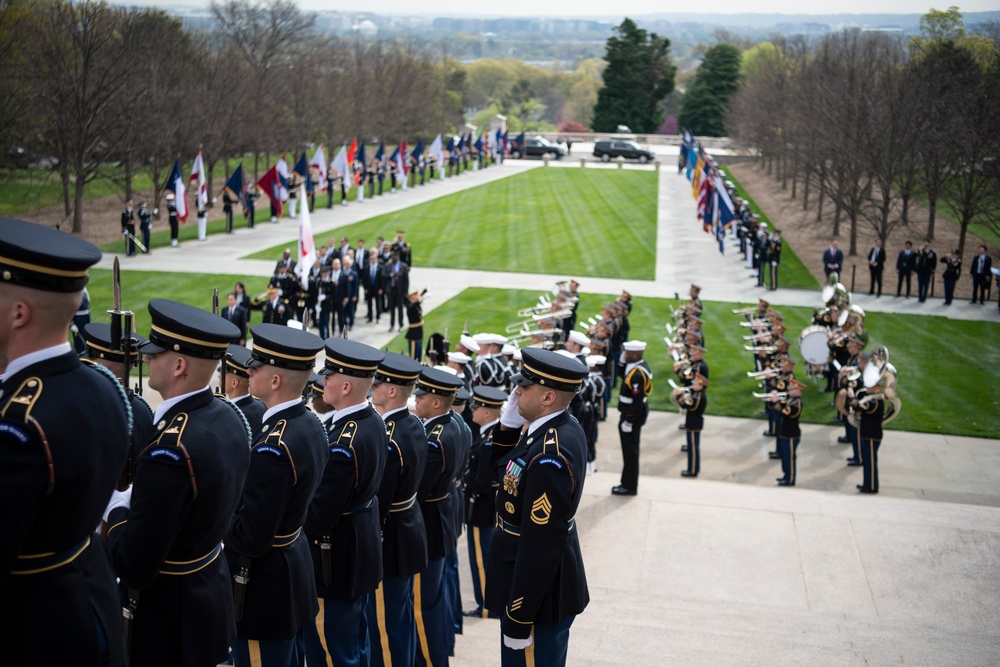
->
left=101, top=155, right=1000, bottom=665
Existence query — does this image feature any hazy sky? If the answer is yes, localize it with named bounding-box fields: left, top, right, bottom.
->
left=139, top=1, right=999, bottom=16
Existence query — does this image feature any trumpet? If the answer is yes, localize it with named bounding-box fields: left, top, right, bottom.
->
left=744, top=345, right=776, bottom=353
left=731, top=306, right=757, bottom=315
left=752, top=391, right=788, bottom=401
left=743, top=333, right=773, bottom=342
left=746, top=368, right=778, bottom=379
left=739, top=319, right=773, bottom=328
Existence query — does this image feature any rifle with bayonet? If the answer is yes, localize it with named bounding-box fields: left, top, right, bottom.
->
left=213, top=288, right=228, bottom=397
left=108, top=257, right=137, bottom=491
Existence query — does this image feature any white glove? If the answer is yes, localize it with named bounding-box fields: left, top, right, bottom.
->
left=503, top=634, right=533, bottom=651
left=499, top=391, right=526, bottom=429
left=70, top=324, right=79, bottom=334
left=103, top=486, right=132, bottom=523
left=621, top=421, right=633, bottom=433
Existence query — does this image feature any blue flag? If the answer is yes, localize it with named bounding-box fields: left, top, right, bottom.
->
left=293, top=152, right=308, bottom=179
left=412, top=139, right=424, bottom=158
left=374, top=142, right=385, bottom=162
left=223, top=163, right=248, bottom=209
left=446, top=136, right=455, bottom=152
left=357, top=142, right=366, bottom=167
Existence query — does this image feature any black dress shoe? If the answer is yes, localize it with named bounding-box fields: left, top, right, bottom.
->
left=680, top=445, right=689, bottom=452
left=680, top=471, right=697, bottom=478
left=857, top=486, right=878, bottom=494
left=462, top=609, right=484, bottom=618
left=776, top=479, right=794, bottom=486
left=611, top=485, right=637, bottom=496
left=846, top=459, right=862, bottom=467
left=768, top=451, right=780, bottom=459
left=837, top=436, right=851, bottom=443
left=677, top=424, right=686, bottom=430
left=762, top=430, right=775, bottom=437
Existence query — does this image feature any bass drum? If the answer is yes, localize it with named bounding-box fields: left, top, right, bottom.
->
left=798, top=325, right=830, bottom=375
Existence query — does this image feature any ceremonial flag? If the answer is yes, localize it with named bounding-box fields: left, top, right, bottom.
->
left=457, top=134, right=466, bottom=151
left=163, top=159, right=188, bottom=222
left=445, top=135, right=455, bottom=153
left=714, top=174, right=737, bottom=230
left=276, top=156, right=290, bottom=202
left=188, top=150, right=207, bottom=213
left=223, top=163, right=248, bottom=210
left=412, top=139, right=424, bottom=161
left=293, top=152, right=309, bottom=179
left=474, top=135, right=483, bottom=153
left=398, top=140, right=408, bottom=175
left=502, top=129, right=510, bottom=155
left=355, top=142, right=366, bottom=186
left=374, top=142, right=385, bottom=163
left=332, top=145, right=351, bottom=191
left=494, top=129, right=503, bottom=158
left=257, top=165, right=285, bottom=218
left=294, top=183, right=316, bottom=289
left=347, top=140, right=357, bottom=167
left=430, top=134, right=444, bottom=179
left=513, top=131, right=525, bottom=155
left=310, top=145, right=327, bottom=192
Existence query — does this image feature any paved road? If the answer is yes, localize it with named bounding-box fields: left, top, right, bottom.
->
left=100, top=158, right=1000, bottom=666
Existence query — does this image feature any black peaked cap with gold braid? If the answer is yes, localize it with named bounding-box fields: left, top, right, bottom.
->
left=247, top=323, right=323, bottom=371
left=319, top=338, right=384, bottom=378
left=221, top=344, right=253, bottom=379
left=84, top=322, right=147, bottom=364
left=412, top=367, right=462, bottom=396
left=0, top=217, right=101, bottom=292
left=139, top=298, right=239, bottom=359
left=511, top=347, right=587, bottom=393
left=374, top=351, right=423, bottom=386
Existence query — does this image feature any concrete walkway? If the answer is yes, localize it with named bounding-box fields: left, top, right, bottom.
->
left=101, top=158, right=1000, bottom=666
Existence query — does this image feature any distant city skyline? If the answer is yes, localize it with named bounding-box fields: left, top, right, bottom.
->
left=120, top=1, right=999, bottom=17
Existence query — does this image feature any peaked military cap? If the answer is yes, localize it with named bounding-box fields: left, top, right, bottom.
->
left=512, top=347, right=588, bottom=392
left=140, top=298, right=239, bottom=359
left=454, top=386, right=471, bottom=404
left=320, top=338, right=384, bottom=378
left=413, top=367, right=462, bottom=396
left=247, top=323, right=323, bottom=371
left=222, top=344, right=252, bottom=378
left=374, top=352, right=423, bottom=386
left=307, top=372, right=325, bottom=396
left=0, top=217, right=101, bottom=292
left=83, top=322, right=147, bottom=363
left=471, top=385, right=507, bottom=409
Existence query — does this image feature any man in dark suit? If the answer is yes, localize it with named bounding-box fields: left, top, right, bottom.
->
left=361, top=249, right=384, bottom=323
left=485, top=348, right=590, bottom=667
left=1, top=219, right=130, bottom=667
left=221, top=292, right=248, bottom=345
left=226, top=324, right=326, bottom=667
left=896, top=241, right=916, bottom=297
left=822, top=239, right=844, bottom=277
left=106, top=299, right=250, bottom=667
left=340, top=255, right=360, bottom=333
left=970, top=245, right=993, bottom=304
left=915, top=240, right=937, bottom=302
left=867, top=238, right=886, bottom=297
left=300, top=339, right=387, bottom=667
left=367, top=353, right=429, bottom=667
left=385, top=250, right=409, bottom=332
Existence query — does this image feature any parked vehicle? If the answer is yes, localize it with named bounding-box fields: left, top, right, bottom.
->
left=593, top=139, right=655, bottom=163
left=512, top=136, right=566, bottom=159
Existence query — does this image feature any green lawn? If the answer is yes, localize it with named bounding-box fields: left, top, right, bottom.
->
left=721, top=165, right=819, bottom=290
left=245, top=168, right=660, bottom=280
left=386, top=287, right=999, bottom=438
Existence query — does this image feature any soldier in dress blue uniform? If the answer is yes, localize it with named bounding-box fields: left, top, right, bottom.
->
left=464, top=385, right=507, bottom=618
left=218, top=344, right=268, bottom=434
left=411, top=368, right=465, bottom=667
left=679, top=373, right=708, bottom=478
left=484, top=347, right=590, bottom=667
left=612, top=340, right=653, bottom=495
left=226, top=324, right=326, bottom=667
left=446, top=387, right=474, bottom=653
left=137, top=201, right=152, bottom=253
left=83, top=322, right=155, bottom=488
left=367, top=353, right=429, bottom=667
left=0, top=218, right=130, bottom=667
left=775, top=378, right=805, bottom=486
left=105, top=299, right=251, bottom=667
left=300, top=339, right=387, bottom=667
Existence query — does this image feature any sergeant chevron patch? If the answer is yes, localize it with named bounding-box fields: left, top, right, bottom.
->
left=530, top=493, right=552, bottom=525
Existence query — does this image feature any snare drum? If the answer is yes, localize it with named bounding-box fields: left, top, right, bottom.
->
left=798, top=325, right=830, bottom=370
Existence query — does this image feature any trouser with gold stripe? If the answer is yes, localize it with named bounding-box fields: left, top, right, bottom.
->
left=777, top=437, right=800, bottom=484
left=414, top=558, right=449, bottom=667
left=685, top=430, right=701, bottom=475
left=299, top=596, right=370, bottom=667
left=365, top=575, right=416, bottom=667
left=500, top=615, right=575, bottom=667
left=860, top=438, right=881, bottom=492
left=466, top=525, right=495, bottom=617
left=444, top=549, right=462, bottom=651
left=233, top=637, right=298, bottom=667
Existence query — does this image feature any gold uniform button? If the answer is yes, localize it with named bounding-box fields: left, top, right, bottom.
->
left=505, top=501, right=515, bottom=514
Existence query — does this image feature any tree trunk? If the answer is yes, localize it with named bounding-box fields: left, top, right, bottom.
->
left=72, top=164, right=86, bottom=234
left=152, top=156, right=161, bottom=220
left=901, top=191, right=910, bottom=225
left=816, top=163, right=825, bottom=222
left=790, top=154, right=798, bottom=199
left=802, top=164, right=810, bottom=209
left=61, top=161, right=72, bottom=218
left=927, top=194, right=936, bottom=241
left=833, top=199, right=841, bottom=237
left=781, top=155, right=788, bottom=190
left=207, top=158, right=217, bottom=204
left=124, top=154, right=134, bottom=202
left=958, top=219, right=968, bottom=257
left=849, top=212, right=858, bottom=257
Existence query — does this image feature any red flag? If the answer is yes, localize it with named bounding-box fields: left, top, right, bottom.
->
left=347, top=139, right=358, bottom=186
left=257, top=165, right=284, bottom=218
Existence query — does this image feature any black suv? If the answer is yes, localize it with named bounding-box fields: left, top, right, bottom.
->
left=512, top=136, right=566, bottom=159
left=593, top=140, right=655, bottom=163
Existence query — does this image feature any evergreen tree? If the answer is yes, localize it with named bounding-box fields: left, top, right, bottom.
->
left=679, top=43, right=743, bottom=137
left=592, top=18, right=676, bottom=133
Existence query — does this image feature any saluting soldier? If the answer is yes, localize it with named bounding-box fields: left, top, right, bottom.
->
left=83, top=323, right=155, bottom=488
left=121, top=200, right=136, bottom=256
left=411, top=368, right=465, bottom=667
left=367, top=353, right=429, bottom=667
left=105, top=299, right=251, bottom=667
left=612, top=340, right=652, bottom=496
left=485, top=348, right=590, bottom=667
left=225, top=324, right=326, bottom=667
left=464, top=385, right=508, bottom=618
left=0, top=220, right=130, bottom=667
left=251, top=286, right=292, bottom=326
left=300, top=340, right=387, bottom=667
left=218, top=344, right=267, bottom=434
